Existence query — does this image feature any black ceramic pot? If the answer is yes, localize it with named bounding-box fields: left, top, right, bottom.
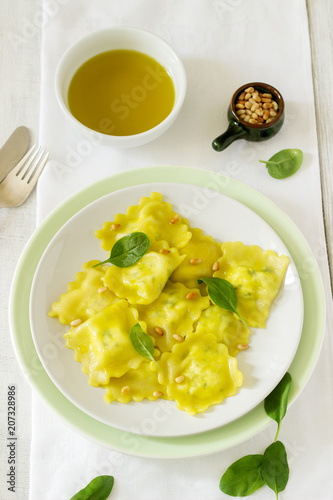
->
left=212, top=82, right=285, bottom=152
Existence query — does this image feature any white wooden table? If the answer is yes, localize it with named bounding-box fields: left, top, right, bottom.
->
left=0, top=1, right=332, bottom=498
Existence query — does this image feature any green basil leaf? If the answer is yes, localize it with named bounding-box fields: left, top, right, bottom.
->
left=219, top=454, right=265, bottom=496
left=264, top=372, right=292, bottom=441
left=94, top=232, right=150, bottom=268
left=69, top=475, right=114, bottom=500
left=197, top=277, right=247, bottom=328
left=259, top=149, right=303, bottom=179
left=130, top=323, right=160, bottom=370
left=261, top=441, right=289, bottom=498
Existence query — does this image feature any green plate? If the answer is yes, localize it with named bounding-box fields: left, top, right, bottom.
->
left=9, top=166, right=325, bottom=458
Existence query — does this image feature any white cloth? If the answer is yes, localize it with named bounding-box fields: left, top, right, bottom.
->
left=31, top=1, right=333, bottom=498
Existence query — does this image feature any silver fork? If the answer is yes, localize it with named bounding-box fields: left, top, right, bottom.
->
left=0, top=145, right=49, bottom=207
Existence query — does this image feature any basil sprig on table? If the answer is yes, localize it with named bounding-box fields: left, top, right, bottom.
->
left=197, top=277, right=247, bottom=328
left=259, top=149, right=303, bottom=179
left=93, top=232, right=150, bottom=268
left=69, top=475, right=114, bottom=500
left=220, top=373, right=292, bottom=499
left=130, top=323, right=161, bottom=370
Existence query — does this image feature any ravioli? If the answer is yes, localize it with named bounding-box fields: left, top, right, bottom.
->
left=157, top=333, right=243, bottom=415
left=103, top=248, right=185, bottom=305
left=64, top=300, right=149, bottom=386
left=104, top=360, right=167, bottom=404
left=214, top=242, right=289, bottom=328
left=95, top=192, right=192, bottom=252
left=137, top=281, right=210, bottom=351
left=194, top=304, right=250, bottom=356
left=48, top=260, right=119, bottom=325
left=49, top=191, right=290, bottom=416
left=170, top=225, right=223, bottom=289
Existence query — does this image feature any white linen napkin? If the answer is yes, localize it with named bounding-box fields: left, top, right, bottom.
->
left=31, top=1, right=333, bottom=499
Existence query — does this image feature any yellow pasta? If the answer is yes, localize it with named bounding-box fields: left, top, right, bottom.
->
left=64, top=300, right=149, bottom=386
left=137, top=281, right=210, bottom=352
left=95, top=192, right=192, bottom=252
left=48, top=260, right=119, bottom=325
left=170, top=225, right=223, bottom=289
left=214, top=242, right=289, bottom=328
left=48, top=192, right=289, bottom=416
left=103, top=248, right=185, bottom=305
left=157, top=333, right=243, bottom=415
left=104, top=360, right=167, bottom=404
left=194, top=304, right=250, bottom=356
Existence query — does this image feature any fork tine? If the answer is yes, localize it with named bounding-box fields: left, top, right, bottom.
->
left=26, top=150, right=49, bottom=186
left=12, top=144, right=38, bottom=177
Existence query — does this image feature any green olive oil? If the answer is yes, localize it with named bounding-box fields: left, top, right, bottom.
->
left=68, top=50, right=175, bottom=136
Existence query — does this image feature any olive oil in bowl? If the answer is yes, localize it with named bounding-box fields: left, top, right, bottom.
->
left=68, top=50, right=175, bottom=137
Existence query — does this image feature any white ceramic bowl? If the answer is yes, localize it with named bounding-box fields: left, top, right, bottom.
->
left=55, top=27, right=187, bottom=148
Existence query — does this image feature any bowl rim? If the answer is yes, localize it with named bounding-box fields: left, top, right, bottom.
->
left=54, top=26, right=187, bottom=145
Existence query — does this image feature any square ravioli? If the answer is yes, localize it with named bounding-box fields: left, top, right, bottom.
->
left=214, top=241, right=289, bottom=328
left=194, top=304, right=251, bottom=356
left=64, top=300, right=149, bottom=386
left=103, top=248, right=185, bottom=305
left=48, top=260, right=119, bottom=325
left=170, top=224, right=222, bottom=289
left=136, top=281, right=210, bottom=352
left=104, top=360, right=167, bottom=404
left=157, top=333, right=243, bottom=415
left=95, top=192, right=192, bottom=252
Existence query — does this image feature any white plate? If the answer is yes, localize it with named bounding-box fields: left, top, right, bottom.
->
left=29, top=183, right=303, bottom=438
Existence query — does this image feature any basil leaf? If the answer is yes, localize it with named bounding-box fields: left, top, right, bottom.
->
left=264, top=372, right=292, bottom=441
left=261, top=441, right=289, bottom=498
left=130, top=323, right=161, bottom=370
left=69, top=475, right=114, bottom=500
left=197, top=277, right=247, bottom=328
left=259, top=149, right=303, bottom=179
left=94, top=232, right=150, bottom=268
left=219, top=454, right=265, bottom=496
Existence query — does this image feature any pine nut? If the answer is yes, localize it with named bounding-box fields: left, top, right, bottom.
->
left=121, top=386, right=131, bottom=394
left=111, top=223, right=120, bottom=230
left=212, top=260, right=219, bottom=271
left=173, top=334, right=183, bottom=342
left=154, top=327, right=164, bottom=336
left=190, top=258, right=202, bottom=265
left=186, top=291, right=197, bottom=300
left=159, top=248, right=170, bottom=254
left=153, top=391, right=164, bottom=398
left=175, top=375, right=186, bottom=384
left=98, top=286, right=108, bottom=294
left=70, top=319, right=82, bottom=327
left=238, top=344, right=249, bottom=350
left=235, top=87, right=279, bottom=126
left=170, top=214, right=179, bottom=224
